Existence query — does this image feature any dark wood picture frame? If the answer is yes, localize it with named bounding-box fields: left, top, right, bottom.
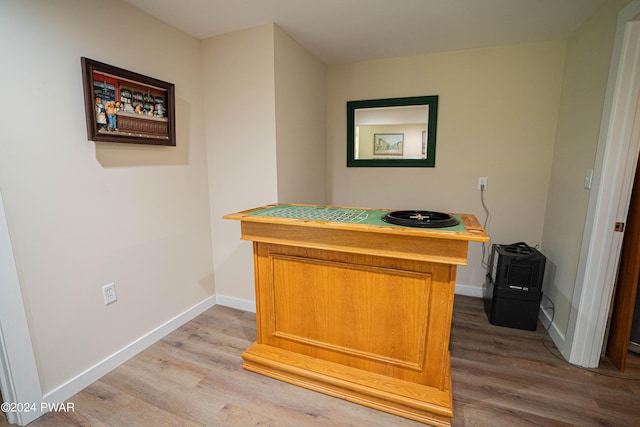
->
left=81, top=57, right=176, bottom=146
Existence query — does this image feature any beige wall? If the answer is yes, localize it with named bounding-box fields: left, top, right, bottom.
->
left=0, top=0, right=214, bottom=393
left=202, top=24, right=327, bottom=304
left=202, top=25, right=279, bottom=304
left=274, top=26, right=328, bottom=204
left=541, top=0, right=631, bottom=343
left=327, top=42, right=567, bottom=290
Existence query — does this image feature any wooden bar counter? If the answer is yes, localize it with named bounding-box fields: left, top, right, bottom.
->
left=224, top=204, right=489, bottom=426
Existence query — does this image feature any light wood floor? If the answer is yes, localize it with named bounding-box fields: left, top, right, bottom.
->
left=5, top=295, right=640, bottom=426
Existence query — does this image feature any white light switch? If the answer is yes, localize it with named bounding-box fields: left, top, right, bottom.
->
left=584, top=169, right=594, bottom=189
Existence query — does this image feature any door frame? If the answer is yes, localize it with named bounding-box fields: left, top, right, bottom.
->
left=567, top=1, right=640, bottom=367
left=605, top=150, right=640, bottom=371
left=0, top=190, right=44, bottom=425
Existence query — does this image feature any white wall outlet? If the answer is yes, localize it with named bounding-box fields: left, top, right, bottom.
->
left=478, top=177, right=488, bottom=190
left=102, top=282, right=117, bottom=305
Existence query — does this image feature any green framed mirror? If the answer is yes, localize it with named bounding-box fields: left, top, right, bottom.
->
left=347, top=95, right=438, bottom=167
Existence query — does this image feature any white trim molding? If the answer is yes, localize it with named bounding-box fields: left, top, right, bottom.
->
left=454, top=283, right=484, bottom=298
left=215, top=294, right=257, bottom=313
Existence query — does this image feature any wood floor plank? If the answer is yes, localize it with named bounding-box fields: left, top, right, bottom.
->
left=124, top=348, right=212, bottom=388
left=104, top=398, right=201, bottom=427
left=456, top=403, right=574, bottom=427
left=62, top=381, right=135, bottom=424
left=207, top=403, right=276, bottom=427
left=7, top=296, right=640, bottom=426
left=100, top=363, right=227, bottom=425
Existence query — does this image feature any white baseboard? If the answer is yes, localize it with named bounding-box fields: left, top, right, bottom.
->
left=215, top=294, right=256, bottom=313
left=454, top=283, right=484, bottom=298
left=539, top=304, right=566, bottom=343
left=42, top=295, right=217, bottom=406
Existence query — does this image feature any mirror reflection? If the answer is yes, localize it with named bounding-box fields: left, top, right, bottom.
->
left=355, top=105, right=428, bottom=160
left=347, top=96, right=438, bottom=167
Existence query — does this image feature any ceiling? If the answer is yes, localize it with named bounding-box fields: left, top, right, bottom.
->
left=123, top=0, right=607, bottom=65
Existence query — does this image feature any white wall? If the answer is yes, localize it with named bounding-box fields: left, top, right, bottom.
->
left=274, top=26, right=327, bottom=204
left=0, top=191, right=44, bottom=425
left=202, top=25, right=279, bottom=306
left=203, top=24, right=327, bottom=307
left=327, top=42, right=567, bottom=291
left=541, top=0, right=631, bottom=348
left=0, top=0, right=214, bottom=394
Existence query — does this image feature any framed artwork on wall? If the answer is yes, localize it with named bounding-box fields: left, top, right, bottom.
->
left=373, top=133, right=404, bottom=156
left=81, top=57, right=176, bottom=146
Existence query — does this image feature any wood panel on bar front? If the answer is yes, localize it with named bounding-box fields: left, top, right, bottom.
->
left=224, top=204, right=489, bottom=426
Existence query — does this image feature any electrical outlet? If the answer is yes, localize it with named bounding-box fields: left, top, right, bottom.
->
left=478, top=177, right=488, bottom=190
left=102, top=282, right=117, bottom=305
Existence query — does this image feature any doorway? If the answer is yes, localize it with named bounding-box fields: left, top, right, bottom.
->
left=606, top=151, right=640, bottom=371
left=567, top=2, right=640, bottom=368
left=0, top=190, right=43, bottom=426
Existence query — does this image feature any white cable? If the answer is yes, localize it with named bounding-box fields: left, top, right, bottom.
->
left=480, top=184, right=491, bottom=270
